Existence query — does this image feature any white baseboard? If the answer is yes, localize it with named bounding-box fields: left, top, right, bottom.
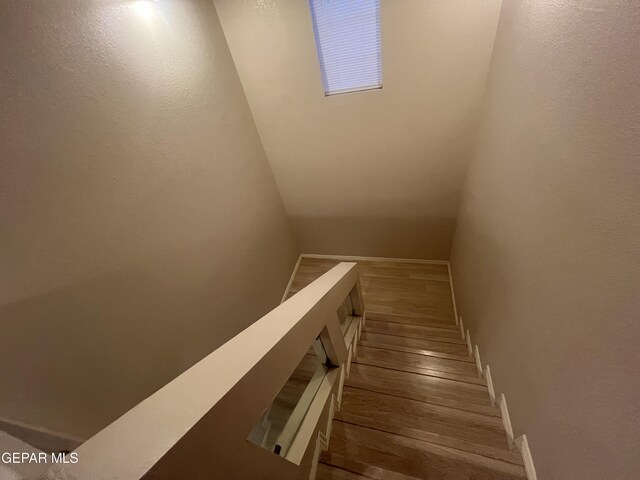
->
left=446, top=263, right=459, bottom=324
left=473, top=345, right=483, bottom=377
left=484, top=365, right=496, bottom=407
left=514, top=434, right=538, bottom=480
left=498, top=393, right=515, bottom=448
left=281, top=254, right=302, bottom=304
left=300, top=253, right=449, bottom=266
left=447, top=271, right=536, bottom=480
left=0, top=417, right=83, bottom=453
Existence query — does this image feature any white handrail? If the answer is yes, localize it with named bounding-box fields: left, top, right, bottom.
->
left=46, top=262, right=364, bottom=480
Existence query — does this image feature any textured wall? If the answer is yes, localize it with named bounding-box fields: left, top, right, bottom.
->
left=450, top=1, right=640, bottom=478
left=0, top=0, right=298, bottom=439
left=215, top=0, right=502, bottom=259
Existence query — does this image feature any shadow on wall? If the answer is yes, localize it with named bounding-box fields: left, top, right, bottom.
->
left=450, top=211, right=516, bottom=337
left=0, top=224, right=294, bottom=442
left=292, top=215, right=457, bottom=260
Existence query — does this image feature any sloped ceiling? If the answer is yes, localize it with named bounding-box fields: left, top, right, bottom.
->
left=215, top=0, right=501, bottom=259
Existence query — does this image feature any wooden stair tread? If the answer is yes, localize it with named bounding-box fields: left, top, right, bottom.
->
left=355, top=345, right=480, bottom=382
left=323, top=422, right=526, bottom=479
left=346, top=363, right=498, bottom=417
left=365, top=305, right=455, bottom=326
left=337, top=387, right=510, bottom=452
left=359, top=262, right=449, bottom=280
left=362, top=280, right=452, bottom=298
left=364, top=320, right=465, bottom=344
left=358, top=335, right=473, bottom=362
left=321, top=455, right=421, bottom=480
left=363, top=296, right=456, bottom=325
left=364, top=312, right=459, bottom=331
left=316, top=463, right=378, bottom=480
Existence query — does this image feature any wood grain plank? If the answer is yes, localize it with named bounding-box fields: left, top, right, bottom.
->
left=337, top=387, right=510, bottom=451
left=364, top=320, right=465, bottom=344
left=353, top=346, right=483, bottom=385
left=358, top=333, right=472, bottom=360
left=323, top=422, right=526, bottom=479
left=364, top=311, right=459, bottom=330
left=346, top=363, right=498, bottom=417
left=316, top=463, right=379, bottom=480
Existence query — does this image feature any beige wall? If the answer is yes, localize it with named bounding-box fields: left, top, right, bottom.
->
left=0, top=0, right=298, bottom=439
left=450, top=1, right=640, bottom=478
left=215, top=0, right=502, bottom=259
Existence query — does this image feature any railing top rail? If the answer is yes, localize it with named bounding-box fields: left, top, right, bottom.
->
left=50, top=262, right=359, bottom=480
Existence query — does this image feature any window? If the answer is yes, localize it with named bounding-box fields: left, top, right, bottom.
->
left=309, top=0, right=382, bottom=96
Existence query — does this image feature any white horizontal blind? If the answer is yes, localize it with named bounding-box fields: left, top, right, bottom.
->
left=309, top=0, right=382, bottom=95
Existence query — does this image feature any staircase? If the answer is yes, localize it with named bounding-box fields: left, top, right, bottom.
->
left=34, top=257, right=526, bottom=480
left=287, top=257, right=526, bottom=480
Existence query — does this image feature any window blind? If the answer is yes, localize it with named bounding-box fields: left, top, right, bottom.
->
left=309, top=0, right=382, bottom=95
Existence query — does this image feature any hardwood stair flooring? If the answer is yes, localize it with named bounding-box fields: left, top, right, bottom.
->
left=337, top=387, right=507, bottom=450
left=346, top=363, right=497, bottom=416
left=354, top=345, right=484, bottom=385
left=358, top=333, right=472, bottom=360
left=320, top=422, right=525, bottom=480
left=363, top=319, right=466, bottom=345
left=288, top=258, right=525, bottom=479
